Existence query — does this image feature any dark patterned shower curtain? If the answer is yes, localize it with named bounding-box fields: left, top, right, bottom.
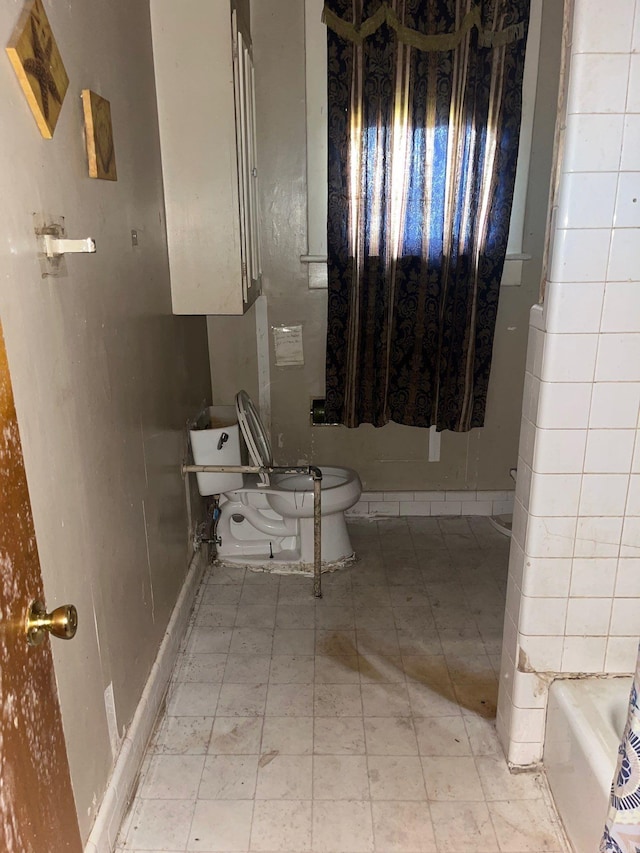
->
left=324, top=0, right=530, bottom=431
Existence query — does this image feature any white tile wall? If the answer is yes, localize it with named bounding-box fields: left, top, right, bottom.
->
left=506, top=739, right=543, bottom=767
left=493, top=499, right=516, bottom=516
left=347, top=490, right=515, bottom=518
left=570, top=0, right=635, bottom=53
left=444, top=490, right=472, bottom=501
left=578, top=474, right=629, bottom=517
left=609, top=597, right=640, bottom=635
left=515, top=461, right=533, bottom=512
left=521, top=371, right=541, bottom=424
left=602, top=284, right=640, bottom=334
left=506, top=567, right=524, bottom=628
left=556, top=172, right=618, bottom=229
left=508, top=538, right=526, bottom=587
left=613, top=173, right=640, bottom=229
left=502, top=614, right=519, bottom=671
left=606, top=636, right=640, bottom=672
left=563, top=114, right=625, bottom=173
left=565, top=597, right=612, bottom=636
left=461, top=500, right=494, bottom=515
left=367, top=501, right=399, bottom=517
left=499, top=0, right=640, bottom=768
left=544, top=282, right=605, bottom=334
left=512, top=672, right=550, bottom=710
left=575, top=517, right=624, bottom=558
left=627, top=476, right=640, bottom=515
left=547, top=229, right=611, bottom=283
left=627, top=54, right=640, bottom=112
left=532, top=429, right=587, bottom=474
left=429, top=501, right=462, bottom=516
left=570, top=558, right=618, bottom=597
left=584, top=429, right=636, bottom=473
left=561, top=636, right=607, bottom=672
left=519, top=596, right=568, bottom=636
left=518, top=635, right=564, bottom=673
left=540, top=333, right=598, bottom=382
left=536, top=381, right=592, bottom=429
left=508, top=706, right=546, bottom=744
left=615, top=558, right=640, bottom=596
left=510, top=497, right=528, bottom=550
left=528, top=473, right=582, bottom=517
left=482, top=490, right=516, bottom=502
left=595, top=334, right=640, bottom=382
left=517, top=417, right=536, bottom=467
left=525, top=325, right=545, bottom=378
left=524, top=515, right=577, bottom=559
left=608, top=229, right=640, bottom=281
left=566, top=54, right=630, bottom=114
left=621, top=516, right=640, bottom=555
left=620, top=116, right=640, bottom=171
left=384, top=491, right=414, bottom=502
left=521, top=558, right=572, bottom=598
left=633, top=7, right=640, bottom=50
left=398, top=501, right=431, bottom=516
left=589, top=382, right=640, bottom=428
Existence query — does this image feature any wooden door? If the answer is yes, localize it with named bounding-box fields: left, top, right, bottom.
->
left=0, top=321, right=82, bottom=852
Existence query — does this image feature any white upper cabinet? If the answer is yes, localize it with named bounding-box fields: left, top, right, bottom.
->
left=151, top=1, right=261, bottom=315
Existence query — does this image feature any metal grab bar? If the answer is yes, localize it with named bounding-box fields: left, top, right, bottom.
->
left=181, top=463, right=323, bottom=598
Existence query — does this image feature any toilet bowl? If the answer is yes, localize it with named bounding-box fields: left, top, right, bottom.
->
left=189, top=392, right=362, bottom=572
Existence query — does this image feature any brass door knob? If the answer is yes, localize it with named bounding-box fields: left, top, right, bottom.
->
left=26, top=600, right=78, bottom=646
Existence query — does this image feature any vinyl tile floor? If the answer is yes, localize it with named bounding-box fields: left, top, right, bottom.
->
left=115, top=516, right=569, bottom=853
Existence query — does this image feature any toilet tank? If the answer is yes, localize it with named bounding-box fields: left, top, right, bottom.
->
left=189, top=406, right=243, bottom=495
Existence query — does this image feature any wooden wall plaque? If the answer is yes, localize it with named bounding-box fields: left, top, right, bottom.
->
left=6, top=0, right=69, bottom=138
left=81, top=89, right=117, bottom=181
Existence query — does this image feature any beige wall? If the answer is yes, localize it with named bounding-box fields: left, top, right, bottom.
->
left=213, top=0, right=562, bottom=491
left=0, top=0, right=210, bottom=839
left=209, top=310, right=260, bottom=404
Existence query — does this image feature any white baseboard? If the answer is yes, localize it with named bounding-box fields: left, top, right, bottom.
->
left=346, top=489, right=515, bottom=518
left=84, top=549, right=206, bottom=853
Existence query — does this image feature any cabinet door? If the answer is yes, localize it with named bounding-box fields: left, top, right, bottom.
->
left=247, top=60, right=262, bottom=285
left=232, top=12, right=261, bottom=310
left=151, top=0, right=260, bottom=315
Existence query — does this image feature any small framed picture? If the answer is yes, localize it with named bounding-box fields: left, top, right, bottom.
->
left=81, top=89, right=117, bottom=181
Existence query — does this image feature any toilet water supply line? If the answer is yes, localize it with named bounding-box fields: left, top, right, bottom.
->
left=181, top=463, right=323, bottom=598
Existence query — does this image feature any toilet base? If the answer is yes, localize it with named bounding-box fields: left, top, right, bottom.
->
left=216, top=551, right=356, bottom=576
left=215, top=496, right=356, bottom=572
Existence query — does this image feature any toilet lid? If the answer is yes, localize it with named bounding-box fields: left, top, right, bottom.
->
left=236, top=390, right=273, bottom=469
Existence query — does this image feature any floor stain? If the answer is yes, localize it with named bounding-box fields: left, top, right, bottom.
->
left=317, top=633, right=358, bottom=657
left=258, top=749, right=279, bottom=768
left=322, top=633, right=498, bottom=718
left=357, top=655, right=387, bottom=681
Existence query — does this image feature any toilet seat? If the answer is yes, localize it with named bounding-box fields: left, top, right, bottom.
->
left=236, top=390, right=272, bottom=467
left=236, top=390, right=272, bottom=484
left=234, top=388, right=361, bottom=515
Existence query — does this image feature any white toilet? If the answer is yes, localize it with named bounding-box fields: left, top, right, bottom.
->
left=190, top=391, right=362, bottom=572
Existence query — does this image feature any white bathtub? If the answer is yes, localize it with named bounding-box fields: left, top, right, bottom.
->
left=544, top=677, right=632, bottom=852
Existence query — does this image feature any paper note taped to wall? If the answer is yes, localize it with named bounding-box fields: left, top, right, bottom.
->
left=273, top=325, right=304, bottom=366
